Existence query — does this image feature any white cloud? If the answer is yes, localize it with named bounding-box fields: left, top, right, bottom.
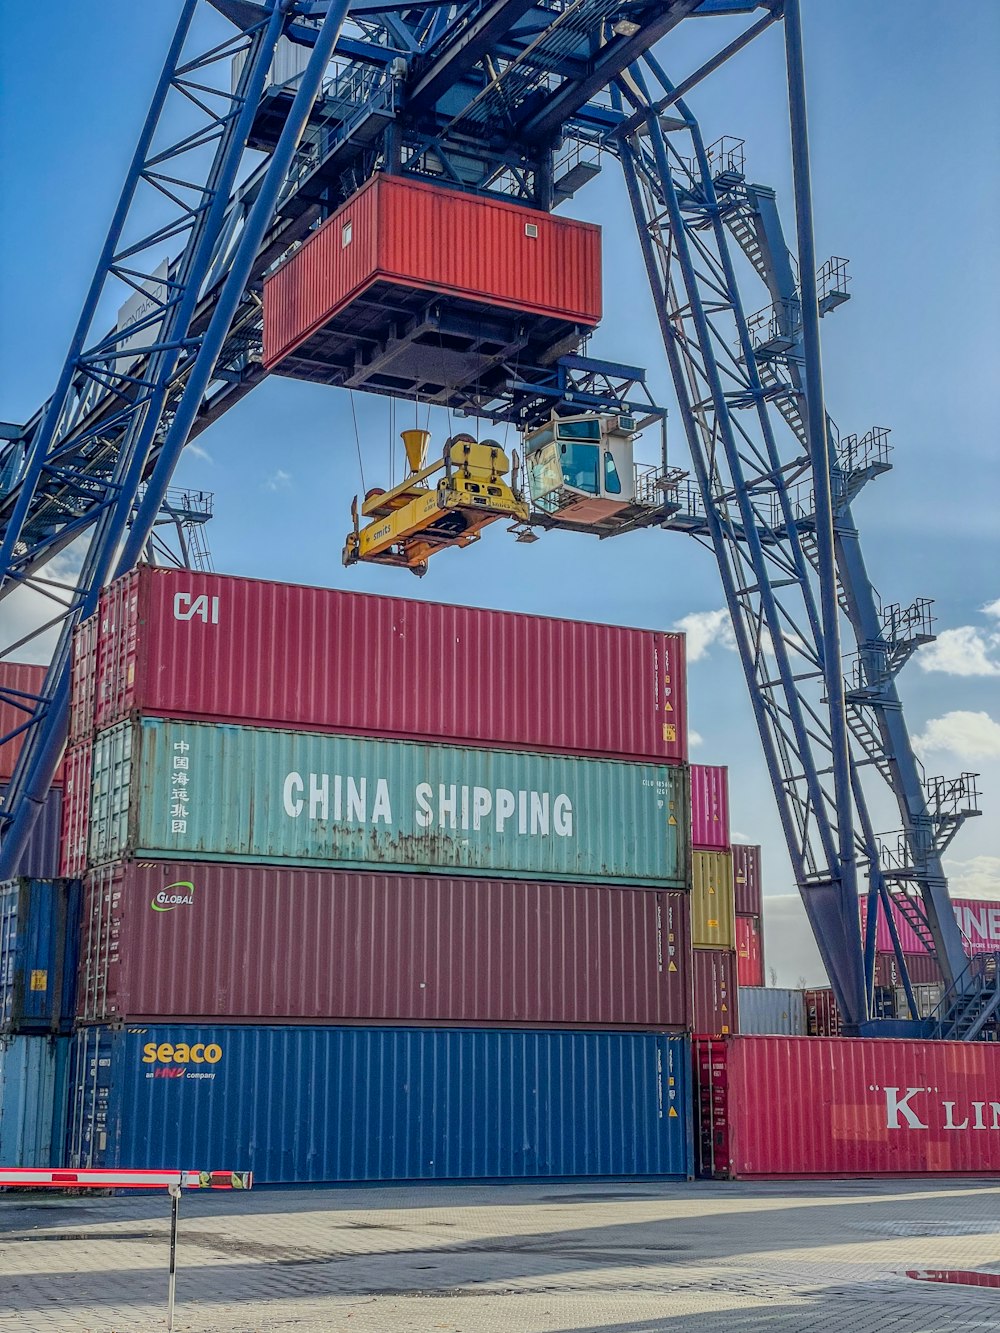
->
left=688, top=729, right=704, bottom=748
left=186, top=443, right=213, bottom=463
left=1, top=550, right=84, bottom=664
left=917, top=626, right=1000, bottom=677
left=731, top=831, right=751, bottom=844
left=944, top=855, right=1000, bottom=900
left=674, top=608, right=735, bottom=662
left=982, top=598, right=1000, bottom=619
left=912, top=710, right=1000, bottom=761
left=262, top=469, right=292, bottom=492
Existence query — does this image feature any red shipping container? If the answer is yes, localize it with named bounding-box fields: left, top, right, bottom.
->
left=68, top=612, right=98, bottom=745
left=874, top=951, right=943, bottom=989
left=804, top=986, right=841, bottom=1036
left=77, top=862, right=694, bottom=1029
left=692, top=948, right=738, bottom=1037
left=0, top=661, right=64, bottom=783
left=74, top=566, right=687, bottom=763
left=732, top=844, right=762, bottom=916
left=735, top=915, right=764, bottom=987
left=690, top=764, right=729, bottom=850
left=697, top=1034, right=1000, bottom=1178
left=59, top=743, right=92, bottom=878
left=862, top=894, right=1000, bottom=958
left=263, top=173, right=601, bottom=369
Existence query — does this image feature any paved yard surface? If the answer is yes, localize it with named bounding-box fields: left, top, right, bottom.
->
left=1, top=1178, right=999, bottom=1331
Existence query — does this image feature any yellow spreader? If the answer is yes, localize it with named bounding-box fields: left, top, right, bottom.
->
left=343, top=429, right=530, bottom=576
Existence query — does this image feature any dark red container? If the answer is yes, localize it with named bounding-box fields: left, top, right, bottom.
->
left=0, top=661, right=64, bottom=783
left=873, top=951, right=943, bottom=989
left=692, top=948, right=738, bottom=1037
left=77, top=861, right=693, bottom=1029
left=59, top=743, right=92, bottom=879
left=263, top=173, right=602, bottom=370
left=697, top=1034, right=1000, bottom=1178
left=735, top=915, right=764, bottom=987
left=732, top=844, right=761, bottom=916
left=690, top=765, right=729, bottom=850
left=804, top=986, right=841, bottom=1036
left=73, top=567, right=687, bottom=762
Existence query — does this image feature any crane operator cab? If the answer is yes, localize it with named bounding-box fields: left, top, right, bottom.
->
left=523, top=411, right=673, bottom=536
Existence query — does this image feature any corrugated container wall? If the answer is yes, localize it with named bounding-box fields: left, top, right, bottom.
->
left=0, top=1035, right=70, bottom=1167
left=87, top=718, right=690, bottom=885
left=874, top=951, right=943, bottom=989
left=697, top=1035, right=1000, bottom=1179
left=0, top=786, right=62, bottom=880
left=68, top=613, right=98, bottom=745
left=76, top=567, right=687, bottom=763
left=0, top=662, right=64, bottom=783
left=263, top=174, right=602, bottom=368
left=736, top=987, right=806, bottom=1036
left=735, top=915, right=764, bottom=987
left=895, top=983, right=943, bottom=1019
left=1, top=879, right=80, bottom=1033
left=691, top=851, right=735, bottom=950
left=804, top=987, right=841, bottom=1037
left=78, top=862, right=693, bottom=1030
left=59, top=747, right=91, bottom=878
left=692, top=949, right=738, bottom=1037
left=690, top=765, right=729, bottom=850
left=862, top=894, right=1000, bottom=958
left=68, top=1025, right=693, bottom=1184
left=732, top=844, right=762, bottom=916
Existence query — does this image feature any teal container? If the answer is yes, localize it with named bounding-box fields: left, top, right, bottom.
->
left=89, top=718, right=689, bottom=886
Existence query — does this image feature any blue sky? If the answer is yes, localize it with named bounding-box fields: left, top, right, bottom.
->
left=2, top=2, right=998, bottom=983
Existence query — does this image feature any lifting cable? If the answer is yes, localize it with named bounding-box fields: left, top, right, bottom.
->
left=349, top=389, right=366, bottom=494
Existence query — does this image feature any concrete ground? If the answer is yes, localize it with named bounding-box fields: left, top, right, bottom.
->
left=1, top=1179, right=999, bottom=1332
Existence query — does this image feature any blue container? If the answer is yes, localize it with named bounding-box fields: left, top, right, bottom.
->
left=0, top=879, right=81, bottom=1032
left=0, top=1035, right=70, bottom=1166
left=67, top=1025, right=693, bottom=1184
left=0, top=786, right=62, bottom=879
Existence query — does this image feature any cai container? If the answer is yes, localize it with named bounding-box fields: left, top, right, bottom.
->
left=691, top=851, right=735, bottom=950
left=692, top=948, right=738, bottom=1036
left=690, top=765, right=729, bottom=850
left=696, top=1034, right=1000, bottom=1179
left=732, top=844, right=762, bottom=916
left=78, top=861, right=693, bottom=1029
left=736, top=987, right=805, bottom=1036
left=0, top=662, right=64, bottom=783
left=0, top=879, right=81, bottom=1033
left=861, top=895, right=1000, bottom=958
left=86, top=718, right=690, bottom=886
left=76, top=566, right=687, bottom=763
left=0, top=1034, right=70, bottom=1168
left=0, top=784, right=63, bottom=880
left=67, top=1025, right=693, bottom=1184
left=735, top=914, right=764, bottom=988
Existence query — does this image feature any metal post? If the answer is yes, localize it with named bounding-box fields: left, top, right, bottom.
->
left=167, top=1183, right=181, bottom=1333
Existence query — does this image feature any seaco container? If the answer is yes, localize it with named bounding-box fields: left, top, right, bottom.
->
left=78, top=861, right=693, bottom=1029
left=0, top=662, right=64, bottom=783
left=690, top=765, right=729, bottom=850
left=0, top=785, right=63, bottom=880
left=736, top=987, right=805, bottom=1036
left=75, top=567, right=686, bottom=763
left=697, top=1034, right=1000, bottom=1179
left=67, top=1025, right=693, bottom=1184
left=735, top=915, right=764, bottom=987
left=0, top=1034, right=70, bottom=1167
left=85, top=718, right=689, bottom=885
left=692, top=948, right=738, bottom=1037
left=691, top=851, right=735, bottom=950
left=732, top=844, right=762, bottom=916
left=1, top=879, right=81, bottom=1033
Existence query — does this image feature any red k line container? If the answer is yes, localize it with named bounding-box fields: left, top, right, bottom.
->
left=77, top=862, right=693, bottom=1029
left=735, top=915, right=764, bottom=988
left=732, top=844, right=762, bottom=916
left=861, top=894, right=1000, bottom=958
left=692, top=948, right=738, bottom=1037
left=0, top=662, right=64, bottom=783
left=72, top=566, right=687, bottom=762
left=690, top=765, right=729, bottom=851
left=262, top=173, right=602, bottom=369
left=697, top=1034, right=1000, bottom=1178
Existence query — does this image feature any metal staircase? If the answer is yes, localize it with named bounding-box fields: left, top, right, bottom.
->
left=936, top=953, right=1000, bottom=1041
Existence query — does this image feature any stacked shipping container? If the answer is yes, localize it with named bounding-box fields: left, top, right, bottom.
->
left=689, top=765, right=738, bottom=1036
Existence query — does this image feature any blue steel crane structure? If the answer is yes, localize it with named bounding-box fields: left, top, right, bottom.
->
left=0, top=0, right=984, bottom=1033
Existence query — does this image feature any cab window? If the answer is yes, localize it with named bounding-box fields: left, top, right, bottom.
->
left=560, top=442, right=599, bottom=494
left=604, top=451, right=622, bottom=495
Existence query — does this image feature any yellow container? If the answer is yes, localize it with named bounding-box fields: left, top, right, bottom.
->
left=691, top=850, right=736, bottom=950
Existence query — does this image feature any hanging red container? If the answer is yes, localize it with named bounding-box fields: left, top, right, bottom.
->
left=692, top=948, right=738, bottom=1037
left=735, top=915, right=764, bottom=987
left=732, top=844, right=762, bottom=916
left=690, top=764, right=729, bottom=850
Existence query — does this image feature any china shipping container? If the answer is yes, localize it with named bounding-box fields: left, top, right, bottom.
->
left=697, top=1034, right=1000, bottom=1178
left=690, top=851, right=735, bottom=950
left=78, top=861, right=693, bottom=1029
left=1, top=879, right=80, bottom=1033
left=736, top=987, right=806, bottom=1036
left=0, top=1034, right=70, bottom=1167
left=262, top=173, right=602, bottom=369
left=0, top=785, right=62, bottom=880
left=83, top=718, right=690, bottom=885
left=59, top=746, right=92, bottom=878
left=0, top=662, right=64, bottom=783
left=874, top=951, right=943, bottom=989
left=692, top=948, right=738, bottom=1036
left=735, top=915, right=764, bottom=987
left=690, top=765, right=729, bottom=850
left=67, top=1025, right=693, bottom=1184
left=732, top=844, right=762, bottom=916
left=861, top=894, right=1000, bottom=958
left=73, top=567, right=687, bottom=763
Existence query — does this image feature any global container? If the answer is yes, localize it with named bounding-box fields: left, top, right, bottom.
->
left=732, top=844, right=762, bottom=916
left=76, top=566, right=687, bottom=763
left=692, top=948, right=738, bottom=1036
left=697, top=1034, right=1000, bottom=1179
left=735, top=914, right=764, bottom=987
left=67, top=1025, right=693, bottom=1184
left=736, top=987, right=805, bottom=1036
left=873, top=951, right=943, bottom=989
left=87, top=718, right=689, bottom=885
left=0, top=661, right=64, bottom=783
left=59, top=745, right=91, bottom=878
left=78, top=861, right=693, bottom=1029
left=0, top=1034, right=70, bottom=1167
left=0, top=784, right=63, bottom=880
left=691, top=851, right=735, bottom=950
left=0, top=879, right=80, bottom=1033
left=690, top=764, right=729, bottom=850
left=263, top=173, right=601, bottom=370
left=861, top=894, right=1000, bottom=957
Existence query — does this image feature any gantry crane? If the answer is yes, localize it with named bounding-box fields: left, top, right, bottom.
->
left=0, top=0, right=986, bottom=1035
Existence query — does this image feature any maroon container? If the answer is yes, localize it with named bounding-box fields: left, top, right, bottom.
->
left=804, top=987, right=841, bottom=1036
left=692, top=948, right=738, bottom=1037
left=0, top=661, right=64, bottom=783
left=691, top=765, right=729, bottom=850
left=77, top=861, right=694, bottom=1029
left=732, top=844, right=761, bottom=916
left=873, top=951, right=943, bottom=989
left=74, top=567, right=687, bottom=763
left=59, top=743, right=92, bottom=879
left=735, top=915, right=764, bottom=988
